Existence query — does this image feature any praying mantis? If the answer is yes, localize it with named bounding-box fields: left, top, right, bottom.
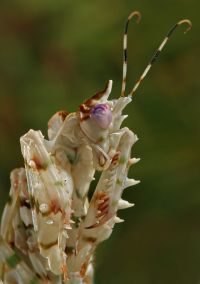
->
left=0, top=11, right=191, bottom=284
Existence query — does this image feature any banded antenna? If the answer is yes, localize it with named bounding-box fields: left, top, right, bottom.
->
left=128, top=18, right=192, bottom=96
left=121, top=11, right=192, bottom=96
left=121, top=11, right=141, bottom=97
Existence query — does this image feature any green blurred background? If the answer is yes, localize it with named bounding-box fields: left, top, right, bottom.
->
left=0, top=0, right=199, bottom=283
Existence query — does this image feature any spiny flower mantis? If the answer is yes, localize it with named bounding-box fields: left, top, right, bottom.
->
left=0, top=10, right=191, bottom=284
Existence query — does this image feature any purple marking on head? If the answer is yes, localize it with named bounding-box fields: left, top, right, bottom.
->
left=91, top=104, right=112, bottom=129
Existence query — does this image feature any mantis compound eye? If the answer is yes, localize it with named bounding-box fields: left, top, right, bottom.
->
left=91, top=103, right=112, bottom=129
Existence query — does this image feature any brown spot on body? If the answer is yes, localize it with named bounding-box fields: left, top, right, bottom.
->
left=111, top=152, right=120, bottom=165
left=32, top=156, right=48, bottom=171
left=39, top=210, right=51, bottom=217
left=98, top=200, right=109, bottom=213
left=58, top=110, right=69, bottom=121
left=50, top=199, right=62, bottom=214
left=61, top=264, right=69, bottom=281
left=9, top=241, right=15, bottom=249
left=79, top=104, right=91, bottom=121
left=80, top=256, right=91, bottom=278
left=20, top=199, right=31, bottom=209
left=36, top=273, right=50, bottom=282
left=29, top=195, right=36, bottom=208
left=95, top=192, right=110, bottom=218
left=95, top=191, right=109, bottom=202
left=96, top=208, right=109, bottom=218
left=65, top=246, right=75, bottom=255
left=83, top=237, right=97, bottom=244
left=39, top=240, right=58, bottom=250
left=79, top=104, right=91, bottom=113
left=85, top=192, right=110, bottom=229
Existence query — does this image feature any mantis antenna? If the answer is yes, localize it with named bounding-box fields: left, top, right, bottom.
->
left=129, top=19, right=192, bottom=96
left=121, top=11, right=141, bottom=97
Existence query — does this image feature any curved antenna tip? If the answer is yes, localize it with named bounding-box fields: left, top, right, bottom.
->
left=178, top=19, right=192, bottom=34
left=128, top=11, right=141, bottom=23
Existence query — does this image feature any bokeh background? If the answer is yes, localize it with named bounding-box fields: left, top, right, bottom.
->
left=0, top=0, right=199, bottom=283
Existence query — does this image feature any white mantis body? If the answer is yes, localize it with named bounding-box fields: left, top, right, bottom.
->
left=0, top=11, right=191, bottom=284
